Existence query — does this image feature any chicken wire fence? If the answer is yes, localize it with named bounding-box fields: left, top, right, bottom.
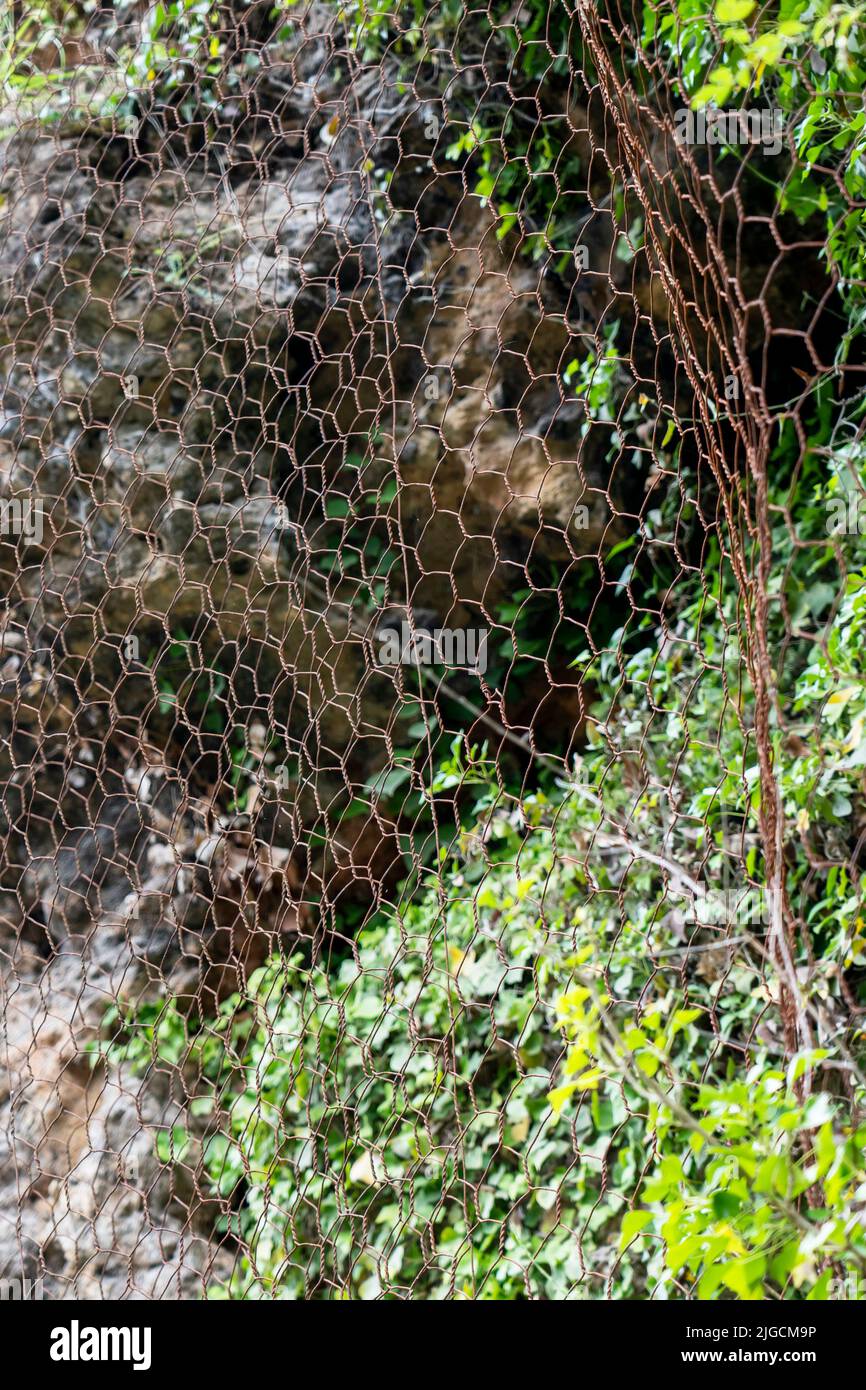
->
left=0, top=0, right=862, bottom=1300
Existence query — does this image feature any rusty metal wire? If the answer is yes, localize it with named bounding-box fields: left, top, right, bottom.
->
left=0, top=0, right=863, bottom=1300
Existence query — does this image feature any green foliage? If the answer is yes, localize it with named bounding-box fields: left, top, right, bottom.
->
left=555, top=975, right=866, bottom=1298
left=102, top=790, right=617, bottom=1298
left=124, top=0, right=302, bottom=110
left=130, top=1, right=222, bottom=95
left=563, top=322, right=624, bottom=423
left=0, top=5, right=68, bottom=93
left=83, top=0, right=866, bottom=1301
left=99, top=461, right=866, bottom=1300
left=647, top=0, right=866, bottom=318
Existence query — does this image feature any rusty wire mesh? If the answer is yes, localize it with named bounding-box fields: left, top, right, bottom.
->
left=0, top=0, right=864, bottom=1300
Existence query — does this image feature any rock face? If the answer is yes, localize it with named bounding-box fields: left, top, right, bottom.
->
left=0, top=940, right=230, bottom=1298
left=392, top=208, right=626, bottom=622
left=0, top=8, right=634, bottom=1296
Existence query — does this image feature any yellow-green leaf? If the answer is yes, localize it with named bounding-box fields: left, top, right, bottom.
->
left=637, top=1051, right=660, bottom=1078
left=715, top=0, right=754, bottom=21
left=573, top=1067, right=604, bottom=1091
left=548, top=1082, right=577, bottom=1114
left=824, top=686, right=858, bottom=723
left=619, top=1209, right=653, bottom=1250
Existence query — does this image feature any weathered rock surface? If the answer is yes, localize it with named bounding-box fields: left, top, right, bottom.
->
left=0, top=8, right=634, bottom=1297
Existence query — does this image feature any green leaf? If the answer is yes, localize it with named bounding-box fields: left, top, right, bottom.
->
left=698, top=1262, right=725, bottom=1299
left=666, top=1235, right=702, bottom=1273
left=573, top=1067, right=604, bottom=1091
left=548, top=1082, right=577, bottom=1113
left=807, top=1270, right=833, bottom=1300
left=721, top=1258, right=756, bottom=1297
left=636, top=1051, right=660, bottom=1078
left=824, top=687, right=858, bottom=723
left=619, top=1209, right=653, bottom=1250
left=712, top=1190, right=742, bottom=1219
left=692, top=69, right=735, bottom=107
left=715, top=0, right=755, bottom=20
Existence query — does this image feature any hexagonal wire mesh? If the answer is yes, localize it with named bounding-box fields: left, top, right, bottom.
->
left=0, top=0, right=864, bottom=1299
